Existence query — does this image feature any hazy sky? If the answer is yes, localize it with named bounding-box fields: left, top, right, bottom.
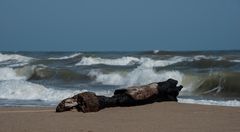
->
left=0, top=0, right=240, bottom=51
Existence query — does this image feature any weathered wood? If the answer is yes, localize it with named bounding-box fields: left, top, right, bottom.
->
left=56, top=78, right=183, bottom=112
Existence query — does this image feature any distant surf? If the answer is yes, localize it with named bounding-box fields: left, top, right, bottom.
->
left=0, top=51, right=240, bottom=107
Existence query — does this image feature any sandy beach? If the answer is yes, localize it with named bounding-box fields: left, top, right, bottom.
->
left=0, top=102, right=239, bottom=132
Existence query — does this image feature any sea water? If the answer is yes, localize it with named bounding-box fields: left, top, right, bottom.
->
left=0, top=51, right=240, bottom=107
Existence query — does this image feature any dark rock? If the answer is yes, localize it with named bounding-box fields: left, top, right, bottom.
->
left=56, top=78, right=183, bottom=113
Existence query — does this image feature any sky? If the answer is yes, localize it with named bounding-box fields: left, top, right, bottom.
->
left=0, top=0, right=240, bottom=51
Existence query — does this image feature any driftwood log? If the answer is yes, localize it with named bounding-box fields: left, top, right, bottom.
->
left=56, top=78, right=183, bottom=112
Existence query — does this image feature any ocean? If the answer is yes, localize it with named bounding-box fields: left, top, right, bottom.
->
left=0, top=51, right=240, bottom=107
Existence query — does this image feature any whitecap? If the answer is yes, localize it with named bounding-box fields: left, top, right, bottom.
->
left=0, top=53, right=32, bottom=63
left=76, top=56, right=188, bottom=67
left=0, top=80, right=82, bottom=101
left=88, top=66, right=184, bottom=87
left=153, top=50, right=159, bottom=54
left=0, top=65, right=49, bottom=81
left=48, top=53, right=82, bottom=60
left=192, top=55, right=223, bottom=61
left=0, top=80, right=113, bottom=101
left=0, top=67, right=26, bottom=81
left=230, top=59, right=240, bottom=63
left=139, top=56, right=187, bottom=68
left=76, top=56, right=140, bottom=66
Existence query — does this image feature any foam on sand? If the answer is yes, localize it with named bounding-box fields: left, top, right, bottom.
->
left=178, top=98, right=240, bottom=107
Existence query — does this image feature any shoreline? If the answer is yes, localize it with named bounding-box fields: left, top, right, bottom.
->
left=0, top=102, right=239, bottom=132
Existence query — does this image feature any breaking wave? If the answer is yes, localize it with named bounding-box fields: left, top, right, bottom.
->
left=192, top=55, right=223, bottom=61
left=0, top=67, right=27, bottom=80
left=76, top=56, right=139, bottom=66
left=88, top=66, right=184, bottom=86
left=0, top=80, right=82, bottom=101
left=230, top=59, right=240, bottom=63
left=48, top=53, right=82, bottom=60
left=0, top=80, right=113, bottom=101
left=76, top=56, right=185, bottom=67
left=153, top=50, right=160, bottom=54
left=193, top=72, right=240, bottom=97
left=0, top=51, right=240, bottom=107
left=0, top=53, right=32, bottom=62
left=88, top=67, right=240, bottom=98
left=0, top=65, right=91, bottom=82
left=3, top=64, right=240, bottom=98
left=139, top=56, right=186, bottom=67
left=0, top=65, right=50, bottom=81
left=76, top=55, right=225, bottom=68
left=16, top=65, right=91, bottom=81
left=0, top=53, right=32, bottom=67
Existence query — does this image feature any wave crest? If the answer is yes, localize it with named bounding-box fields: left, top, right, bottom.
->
left=76, top=55, right=224, bottom=68
left=76, top=56, right=187, bottom=67
left=0, top=80, right=82, bottom=101
left=0, top=53, right=32, bottom=62
left=76, top=56, right=139, bottom=66
left=0, top=65, right=51, bottom=81
left=48, top=53, right=82, bottom=60
left=89, top=66, right=184, bottom=86
left=0, top=67, right=26, bottom=81
left=0, top=53, right=33, bottom=67
left=139, top=56, right=186, bottom=67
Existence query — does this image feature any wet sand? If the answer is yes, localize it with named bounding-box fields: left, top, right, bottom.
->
left=0, top=102, right=239, bottom=132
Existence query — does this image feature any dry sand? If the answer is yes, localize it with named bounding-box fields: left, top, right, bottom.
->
left=0, top=102, right=239, bottom=132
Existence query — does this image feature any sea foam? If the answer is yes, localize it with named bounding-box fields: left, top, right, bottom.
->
left=178, top=98, right=240, bottom=107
